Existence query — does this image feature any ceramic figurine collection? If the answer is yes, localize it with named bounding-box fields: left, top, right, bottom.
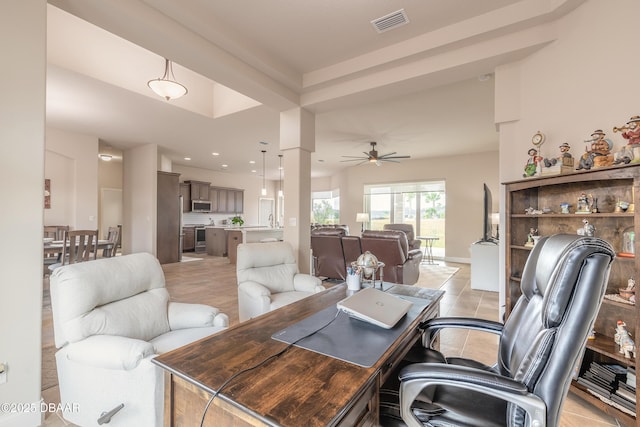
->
left=523, top=115, right=640, bottom=178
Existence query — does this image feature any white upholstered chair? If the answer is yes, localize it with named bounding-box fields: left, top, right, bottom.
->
left=236, top=241, right=325, bottom=321
left=50, top=252, right=229, bottom=427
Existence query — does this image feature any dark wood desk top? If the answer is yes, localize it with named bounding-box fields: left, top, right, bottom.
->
left=153, top=284, right=443, bottom=427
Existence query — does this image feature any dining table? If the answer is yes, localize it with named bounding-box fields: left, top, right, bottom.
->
left=43, top=239, right=113, bottom=256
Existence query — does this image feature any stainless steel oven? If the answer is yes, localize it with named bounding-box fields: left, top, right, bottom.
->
left=195, top=227, right=206, bottom=252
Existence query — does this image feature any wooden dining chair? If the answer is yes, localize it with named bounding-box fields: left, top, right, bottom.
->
left=44, top=225, right=70, bottom=275
left=102, top=226, right=120, bottom=257
left=49, top=230, right=99, bottom=273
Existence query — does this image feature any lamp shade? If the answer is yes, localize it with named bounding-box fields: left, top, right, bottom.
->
left=356, top=213, right=369, bottom=222
left=147, top=59, right=188, bottom=101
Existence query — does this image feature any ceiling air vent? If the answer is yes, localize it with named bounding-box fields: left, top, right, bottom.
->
left=371, top=9, right=409, bottom=33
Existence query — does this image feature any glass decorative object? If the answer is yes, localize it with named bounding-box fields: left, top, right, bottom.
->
left=622, top=226, right=635, bottom=256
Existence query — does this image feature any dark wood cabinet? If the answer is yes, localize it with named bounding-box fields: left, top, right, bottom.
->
left=504, top=164, right=639, bottom=426
left=180, top=183, right=190, bottom=212
left=157, top=171, right=181, bottom=264
left=182, top=227, right=195, bottom=252
left=234, top=189, right=244, bottom=213
left=205, top=227, right=227, bottom=256
left=185, top=180, right=211, bottom=201
left=227, top=230, right=242, bottom=264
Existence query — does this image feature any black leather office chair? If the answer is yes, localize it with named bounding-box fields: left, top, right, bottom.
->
left=380, top=234, right=615, bottom=427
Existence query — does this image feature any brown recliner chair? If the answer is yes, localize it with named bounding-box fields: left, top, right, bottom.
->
left=383, top=224, right=421, bottom=251
left=311, top=227, right=349, bottom=280
left=360, top=230, right=422, bottom=285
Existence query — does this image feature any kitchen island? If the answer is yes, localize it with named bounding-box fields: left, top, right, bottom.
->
left=224, top=226, right=284, bottom=263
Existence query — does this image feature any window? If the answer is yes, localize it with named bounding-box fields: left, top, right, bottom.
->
left=363, top=181, right=445, bottom=257
left=311, top=189, right=340, bottom=225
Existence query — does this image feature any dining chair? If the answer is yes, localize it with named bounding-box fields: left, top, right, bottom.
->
left=102, top=226, right=120, bottom=257
left=44, top=225, right=70, bottom=275
left=48, top=229, right=99, bottom=273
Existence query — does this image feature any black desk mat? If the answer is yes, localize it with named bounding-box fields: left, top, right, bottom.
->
left=272, top=289, right=432, bottom=367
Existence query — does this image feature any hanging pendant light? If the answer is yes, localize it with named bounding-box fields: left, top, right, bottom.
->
left=147, top=58, right=188, bottom=101
left=261, top=150, right=267, bottom=196
left=278, top=154, right=284, bottom=197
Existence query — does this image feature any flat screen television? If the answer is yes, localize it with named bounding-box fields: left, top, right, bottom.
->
left=476, top=183, right=498, bottom=244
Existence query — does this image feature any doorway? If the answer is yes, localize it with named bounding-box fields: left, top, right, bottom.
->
left=259, top=198, right=274, bottom=227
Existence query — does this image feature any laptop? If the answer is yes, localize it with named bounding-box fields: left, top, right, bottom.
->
left=337, top=287, right=413, bottom=329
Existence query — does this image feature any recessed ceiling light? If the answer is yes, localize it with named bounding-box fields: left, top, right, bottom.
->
left=249, top=160, right=255, bottom=164
left=212, top=152, right=220, bottom=156
left=99, top=154, right=113, bottom=161
left=251, top=169, right=257, bottom=173
left=184, top=157, right=191, bottom=161
left=222, top=164, right=228, bottom=168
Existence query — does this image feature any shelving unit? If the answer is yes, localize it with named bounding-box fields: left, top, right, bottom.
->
left=504, top=164, right=640, bottom=426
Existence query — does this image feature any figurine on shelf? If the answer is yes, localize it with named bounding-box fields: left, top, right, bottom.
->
left=523, top=148, right=543, bottom=178
left=577, top=130, right=614, bottom=170
left=576, top=192, right=591, bottom=213
left=613, top=116, right=640, bottom=165
left=544, top=142, right=574, bottom=167
left=524, top=227, right=538, bottom=247
left=590, top=194, right=599, bottom=213
left=614, top=320, right=636, bottom=359
left=577, top=218, right=595, bottom=237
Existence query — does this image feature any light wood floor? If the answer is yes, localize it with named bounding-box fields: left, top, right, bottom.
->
left=41, top=255, right=622, bottom=426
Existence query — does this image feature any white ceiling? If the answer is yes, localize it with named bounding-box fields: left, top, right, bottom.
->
left=45, top=0, right=583, bottom=179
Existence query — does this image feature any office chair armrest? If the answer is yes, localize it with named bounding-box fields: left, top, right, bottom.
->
left=419, top=317, right=503, bottom=347
left=399, top=364, right=546, bottom=427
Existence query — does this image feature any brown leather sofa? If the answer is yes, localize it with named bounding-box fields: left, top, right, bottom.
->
left=311, top=227, right=350, bottom=280
left=382, top=223, right=421, bottom=251
left=360, top=229, right=423, bottom=285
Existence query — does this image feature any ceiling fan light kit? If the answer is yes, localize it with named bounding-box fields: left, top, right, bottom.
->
left=148, top=58, right=188, bottom=101
left=341, top=141, right=410, bottom=166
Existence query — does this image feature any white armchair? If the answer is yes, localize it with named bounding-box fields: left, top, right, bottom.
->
left=237, top=241, right=325, bottom=321
left=50, top=252, right=229, bottom=427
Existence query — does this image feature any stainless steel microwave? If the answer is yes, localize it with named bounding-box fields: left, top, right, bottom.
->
left=191, top=200, right=212, bottom=212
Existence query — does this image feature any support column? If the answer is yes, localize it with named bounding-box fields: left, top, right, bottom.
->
left=280, top=108, right=315, bottom=273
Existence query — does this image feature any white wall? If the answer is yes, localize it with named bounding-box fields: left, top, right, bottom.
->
left=0, top=2, right=46, bottom=426
left=123, top=144, right=157, bottom=255
left=322, top=151, right=499, bottom=262
left=45, top=127, right=99, bottom=229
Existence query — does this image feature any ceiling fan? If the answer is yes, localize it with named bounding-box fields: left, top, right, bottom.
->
left=340, top=142, right=410, bottom=166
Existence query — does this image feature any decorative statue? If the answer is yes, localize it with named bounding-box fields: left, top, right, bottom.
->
left=543, top=142, right=574, bottom=168
left=523, top=148, right=543, bottom=178
left=614, top=115, right=640, bottom=146
left=614, top=320, right=636, bottom=359
left=524, top=227, right=537, bottom=247
left=579, top=218, right=595, bottom=237
left=613, top=115, right=640, bottom=164
left=577, top=130, right=614, bottom=170
left=576, top=192, right=591, bottom=213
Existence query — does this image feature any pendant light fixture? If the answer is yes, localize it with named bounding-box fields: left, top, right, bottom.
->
left=261, top=150, right=267, bottom=196
left=278, top=154, right=284, bottom=197
left=147, top=58, right=188, bottom=101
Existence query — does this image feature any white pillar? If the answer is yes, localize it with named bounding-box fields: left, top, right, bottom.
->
left=280, top=108, right=315, bottom=273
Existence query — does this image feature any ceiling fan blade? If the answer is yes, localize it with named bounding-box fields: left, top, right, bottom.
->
left=378, top=152, right=397, bottom=157
left=380, top=159, right=401, bottom=163
left=340, top=158, right=368, bottom=162
left=380, top=155, right=411, bottom=159
left=341, top=155, right=368, bottom=158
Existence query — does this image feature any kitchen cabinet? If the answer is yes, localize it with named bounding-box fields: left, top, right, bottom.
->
left=180, top=183, right=190, bottom=213
left=205, top=227, right=227, bottom=256
left=183, top=227, right=195, bottom=252
left=217, top=188, right=228, bottom=213
left=504, top=164, right=639, bottom=426
left=234, top=190, right=244, bottom=213
left=227, top=230, right=243, bottom=264
left=186, top=180, right=211, bottom=201
left=157, top=171, right=181, bottom=264
left=208, top=187, right=244, bottom=213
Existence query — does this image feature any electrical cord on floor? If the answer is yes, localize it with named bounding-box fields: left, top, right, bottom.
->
left=199, top=309, right=342, bottom=427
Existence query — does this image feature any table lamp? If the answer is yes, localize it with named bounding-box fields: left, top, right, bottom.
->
left=356, top=213, right=369, bottom=233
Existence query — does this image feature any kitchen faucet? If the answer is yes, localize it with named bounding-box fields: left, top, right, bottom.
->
left=268, top=213, right=274, bottom=228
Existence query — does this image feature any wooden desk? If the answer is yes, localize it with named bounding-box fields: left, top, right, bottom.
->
left=153, top=284, right=443, bottom=427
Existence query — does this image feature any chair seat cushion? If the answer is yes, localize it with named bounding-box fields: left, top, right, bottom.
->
left=270, top=291, right=313, bottom=310
left=150, top=326, right=225, bottom=354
